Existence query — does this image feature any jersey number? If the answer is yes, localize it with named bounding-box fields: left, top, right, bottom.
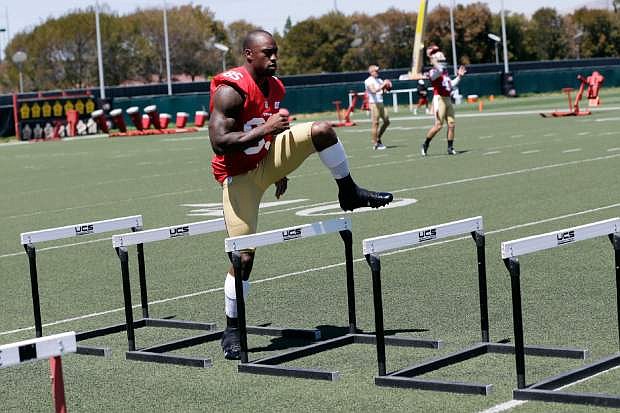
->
left=222, top=70, right=243, bottom=81
left=243, top=117, right=268, bottom=155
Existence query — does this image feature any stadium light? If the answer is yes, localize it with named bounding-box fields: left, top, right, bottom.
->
left=488, top=33, right=501, bottom=65
left=213, top=42, right=229, bottom=72
left=12, top=50, right=27, bottom=93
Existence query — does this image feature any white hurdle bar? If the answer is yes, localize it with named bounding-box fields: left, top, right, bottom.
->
left=113, top=218, right=226, bottom=248
left=20, top=215, right=143, bottom=357
left=363, top=216, right=483, bottom=255
left=225, top=217, right=351, bottom=252
left=502, top=217, right=620, bottom=407
left=501, top=217, right=620, bottom=259
left=21, top=215, right=143, bottom=245
left=0, top=332, right=77, bottom=413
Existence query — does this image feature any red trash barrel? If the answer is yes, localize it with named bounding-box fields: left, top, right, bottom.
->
left=194, top=110, right=207, bottom=127
left=176, top=112, right=189, bottom=128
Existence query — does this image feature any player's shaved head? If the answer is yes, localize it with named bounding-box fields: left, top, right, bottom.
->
left=242, top=30, right=274, bottom=51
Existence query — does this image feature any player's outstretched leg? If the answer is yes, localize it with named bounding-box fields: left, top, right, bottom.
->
left=311, top=121, right=393, bottom=211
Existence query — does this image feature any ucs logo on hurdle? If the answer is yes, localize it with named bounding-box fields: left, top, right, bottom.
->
left=169, top=226, right=190, bottom=238
left=74, top=224, right=94, bottom=236
left=282, top=228, right=302, bottom=241
left=418, top=228, right=437, bottom=242
left=556, top=230, right=576, bottom=246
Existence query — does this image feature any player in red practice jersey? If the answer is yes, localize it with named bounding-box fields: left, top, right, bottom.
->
left=208, top=30, right=393, bottom=360
left=413, top=45, right=466, bottom=156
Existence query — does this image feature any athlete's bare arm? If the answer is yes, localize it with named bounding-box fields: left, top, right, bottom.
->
left=208, top=84, right=289, bottom=155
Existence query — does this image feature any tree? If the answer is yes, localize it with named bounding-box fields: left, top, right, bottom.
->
left=570, top=8, right=619, bottom=58
left=524, top=8, right=567, bottom=60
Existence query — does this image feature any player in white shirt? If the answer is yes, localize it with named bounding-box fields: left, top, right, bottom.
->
left=364, top=65, right=392, bottom=150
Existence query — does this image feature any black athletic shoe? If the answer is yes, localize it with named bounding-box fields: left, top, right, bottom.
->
left=338, top=185, right=393, bottom=211
left=221, top=327, right=241, bottom=360
left=447, top=147, right=457, bottom=155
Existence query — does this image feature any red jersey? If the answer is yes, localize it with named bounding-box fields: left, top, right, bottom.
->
left=429, top=68, right=452, bottom=97
left=209, top=65, right=286, bottom=183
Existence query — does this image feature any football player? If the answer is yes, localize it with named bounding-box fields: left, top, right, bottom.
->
left=413, top=44, right=466, bottom=156
left=208, top=30, right=393, bottom=360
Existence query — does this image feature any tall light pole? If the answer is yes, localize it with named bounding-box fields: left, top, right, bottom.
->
left=500, top=0, right=509, bottom=73
left=163, top=1, right=172, bottom=95
left=12, top=51, right=27, bottom=93
left=95, top=1, right=106, bottom=99
left=488, top=33, right=500, bottom=65
left=574, top=31, right=584, bottom=59
left=214, top=43, right=229, bottom=72
left=449, top=0, right=458, bottom=76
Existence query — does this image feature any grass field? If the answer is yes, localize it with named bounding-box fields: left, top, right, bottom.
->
left=1, top=89, right=619, bottom=412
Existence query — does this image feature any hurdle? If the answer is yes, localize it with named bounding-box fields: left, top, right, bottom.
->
left=364, top=217, right=587, bottom=395
left=111, top=218, right=319, bottom=367
left=0, top=332, right=77, bottom=413
left=21, top=216, right=144, bottom=357
left=226, top=217, right=442, bottom=381
left=502, top=217, right=620, bottom=407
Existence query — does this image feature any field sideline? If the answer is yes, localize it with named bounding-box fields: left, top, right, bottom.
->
left=1, top=90, right=619, bottom=412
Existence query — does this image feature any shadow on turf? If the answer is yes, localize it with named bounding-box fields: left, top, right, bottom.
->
left=248, top=324, right=429, bottom=353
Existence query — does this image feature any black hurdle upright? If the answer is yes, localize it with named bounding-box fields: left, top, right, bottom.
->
left=503, top=217, right=620, bottom=408
left=112, top=218, right=319, bottom=368
left=226, top=217, right=442, bottom=381
left=20, top=215, right=145, bottom=357
left=364, top=216, right=587, bottom=395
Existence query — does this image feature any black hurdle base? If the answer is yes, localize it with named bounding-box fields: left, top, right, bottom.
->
left=238, top=333, right=443, bottom=381
left=125, top=324, right=320, bottom=368
left=374, top=341, right=588, bottom=395
left=513, top=353, right=620, bottom=408
left=73, top=317, right=217, bottom=358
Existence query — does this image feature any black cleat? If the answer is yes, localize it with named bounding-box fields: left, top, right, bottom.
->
left=221, top=327, right=241, bottom=360
left=339, top=185, right=393, bottom=211
left=447, top=147, right=457, bottom=155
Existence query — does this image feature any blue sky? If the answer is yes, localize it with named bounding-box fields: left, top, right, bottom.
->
left=0, top=0, right=613, bottom=41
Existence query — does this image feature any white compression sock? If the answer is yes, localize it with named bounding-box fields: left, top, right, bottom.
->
left=224, top=273, right=250, bottom=318
left=318, top=140, right=350, bottom=179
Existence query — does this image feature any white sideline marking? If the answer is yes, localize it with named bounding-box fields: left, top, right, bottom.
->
left=479, top=365, right=620, bottom=413
left=543, top=133, right=557, bottom=137
left=483, top=151, right=500, bottom=156
left=577, top=132, right=591, bottom=136
left=1, top=202, right=619, bottom=337
left=562, top=148, right=582, bottom=153
left=510, top=134, right=524, bottom=139
left=595, top=117, right=620, bottom=122
left=479, top=135, right=494, bottom=139
left=608, top=147, right=620, bottom=152
left=521, top=150, right=540, bottom=154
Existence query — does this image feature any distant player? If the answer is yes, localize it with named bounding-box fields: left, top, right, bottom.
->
left=413, top=45, right=466, bottom=156
left=364, top=65, right=391, bottom=150
left=208, top=30, right=393, bottom=360
left=415, top=79, right=429, bottom=115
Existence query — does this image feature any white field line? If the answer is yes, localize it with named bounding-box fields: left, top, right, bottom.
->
left=607, top=147, right=620, bottom=152
left=521, top=150, right=540, bottom=154
left=353, top=106, right=620, bottom=123
left=479, top=365, right=620, bottom=413
left=1, top=201, right=619, bottom=337
left=577, top=132, right=591, bottom=136
left=391, top=153, right=620, bottom=194
left=3, top=153, right=620, bottom=259
left=483, top=151, right=500, bottom=156
left=562, top=148, right=582, bottom=153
